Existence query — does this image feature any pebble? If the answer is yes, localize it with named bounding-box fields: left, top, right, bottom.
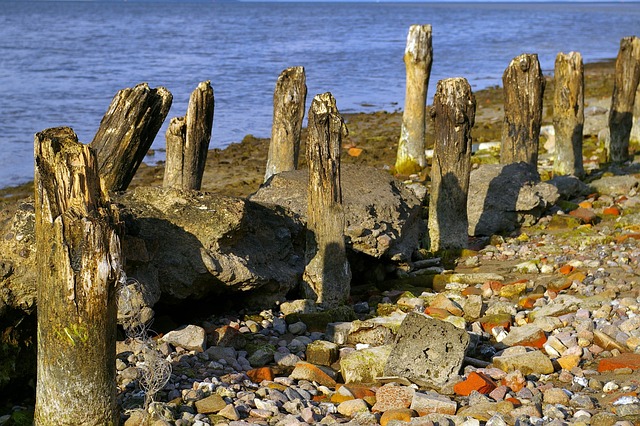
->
left=107, top=189, right=640, bottom=425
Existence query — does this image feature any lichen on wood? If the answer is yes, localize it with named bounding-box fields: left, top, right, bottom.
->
left=34, top=127, right=122, bottom=425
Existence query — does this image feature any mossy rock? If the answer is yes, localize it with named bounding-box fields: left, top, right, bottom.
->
left=557, top=200, right=580, bottom=213
left=285, top=306, right=356, bottom=332
left=376, top=303, right=407, bottom=316
left=5, top=408, right=34, bottom=426
left=546, top=215, right=582, bottom=230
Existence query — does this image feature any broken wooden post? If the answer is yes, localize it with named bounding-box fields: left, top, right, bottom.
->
left=34, top=127, right=122, bottom=425
left=500, top=53, right=545, bottom=166
left=395, top=24, right=433, bottom=175
left=302, top=93, right=351, bottom=307
left=264, top=66, right=307, bottom=182
left=553, top=51, right=585, bottom=178
left=163, top=81, right=215, bottom=190
left=428, top=78, right=476, bottom=252
left=607, top=36, right=640, bottom=163
left=90, top=83, right=172, bottom=192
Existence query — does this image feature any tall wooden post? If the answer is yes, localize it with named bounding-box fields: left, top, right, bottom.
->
left=90, top=83, right=172, bottom=192
left=553, top=51, right=585, bottom=178
left=607, top=36, right=640, bottom=163
left=428, top=78, right=476, bottom=252
left=302, top=93, right=351, bottom=307
left=34, top=127, right=122, bottom=425
left=164, top=81, right=215, bottom=190
left=395, top=24, right=433, bottom=175
left=264, top=67, right=307, bottom=182
left=500, top=54, right=545, bottom=166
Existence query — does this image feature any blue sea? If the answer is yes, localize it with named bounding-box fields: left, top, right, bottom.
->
left=0, top=1, right=639, bottom=188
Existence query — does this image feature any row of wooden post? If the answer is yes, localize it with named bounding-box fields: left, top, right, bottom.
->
left=396, top=30, right=640, bottom=180
left=32, top=27, right=640, bottom=424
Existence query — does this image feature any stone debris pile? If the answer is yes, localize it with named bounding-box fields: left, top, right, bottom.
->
left=116, top=178, right=640, bottom=425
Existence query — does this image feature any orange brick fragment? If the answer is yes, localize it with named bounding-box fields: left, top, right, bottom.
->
left=348, top=147, right=363, bottom=157
left=247, top=367, right=274, bottom=383
left=598, top=353, right=640, bottom=372
left=569, top=206, right=598, bottom=224
left=479, top=313, right=512, bottom=333
left=615, top=233, right=640, bottom=244
left=506, top=397, right=522, bottom=407
left=462, top=286, right=483, bottom=297
left=380, top=408, right=417, bottom=426
left=558, top=264, right=575, bottom=275
left=424, top=307, right=450, bottom=320
left=603, top=206, right=621, bottom=216
left=453, top=372, right=497, bottom=396
left=518, top=294, right=543, bottom=309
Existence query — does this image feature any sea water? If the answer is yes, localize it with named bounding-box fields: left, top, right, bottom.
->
left=0, top=1, right=639, bottom=188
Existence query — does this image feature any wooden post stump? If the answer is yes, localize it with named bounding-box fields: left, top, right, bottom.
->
left=500, top=54, right=545, bottom=166
left=164, top=81, right=215, bottom=190
left=302, top=93, right=351, bottom=307
left=608, top=36, right=640, bottom=163
left=91, top=83, right=172, bottom=192
left=428, top=78, right=476, bottom=252
left=395, top=24, right=433, bottom=175
left=553, top=51, right=585, bottom=178
left=34, top=127, right=122, bottom=425
left=264, top=67, right=307, bottom=182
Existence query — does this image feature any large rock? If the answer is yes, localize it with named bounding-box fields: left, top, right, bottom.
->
left=0, top=187, right=306, bottom=315
left=250, top=164, right=425, bottom=262
left=467, top=162, right=559, bottom=236
left=589, top=174, right=640, bottom=196
left=384, top=312, right=470, bottom=390
left=116, top=187, right=305, bottom=306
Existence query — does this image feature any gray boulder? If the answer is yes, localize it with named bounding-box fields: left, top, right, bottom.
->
left=467, top=162, right=559, bottom=236
left=384, top=312, right=470, bottom=391
left=250, top=164, right=425, bottom=262
left=589, top=174, right=639, bottom=196
left=116, top=187, right=305, bottom=307
left=0, top=187, right=306, bottom=316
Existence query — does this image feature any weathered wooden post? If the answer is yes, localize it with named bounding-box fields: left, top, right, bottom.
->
left=500, top=54, right=545, bottom=166
left=34, top=127, right=122, bottom=425
left=632, top=84, right=640, bottom=143
left=264, top=67, right=307, bottom=182
left=553, top=51, right=585, bottom=178
left=395, top=24, right=433, bottom=175
left=428, top=78, right=476, bottom=252
left=607, top=36, right=640, bottom=163
left=302, top=93, right=351, bottom=307
left=91, top=83, right=172, bottom=192
left=164, top=81, right=215, bottom=190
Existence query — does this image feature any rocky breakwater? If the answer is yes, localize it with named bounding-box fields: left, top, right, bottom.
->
left=109, top=170, right=640, bottom=425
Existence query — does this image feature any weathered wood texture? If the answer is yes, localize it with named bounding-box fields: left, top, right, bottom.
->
left=632, top=84, right=640, bottom=143
left=90, top=83, right=172, bottom=192
left=302, top=93, right=351, bottom=307
left=428, top=78, right=476, bottom=252
left=264, top=67, right=307, bottom=182
left=553, top=51, right=585, bottom=178
left=164, top=81, right=215, bottom=190
left=34, top=127, right=122, bottom=425
left=500, top=54, right=545, bottom=166
left=608, top=36, right=640, bottom=163
left=395, top=24, right=433, bottom=175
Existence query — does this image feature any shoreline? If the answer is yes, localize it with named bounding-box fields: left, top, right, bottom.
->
left=0, top=58, right=618, bottom=204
